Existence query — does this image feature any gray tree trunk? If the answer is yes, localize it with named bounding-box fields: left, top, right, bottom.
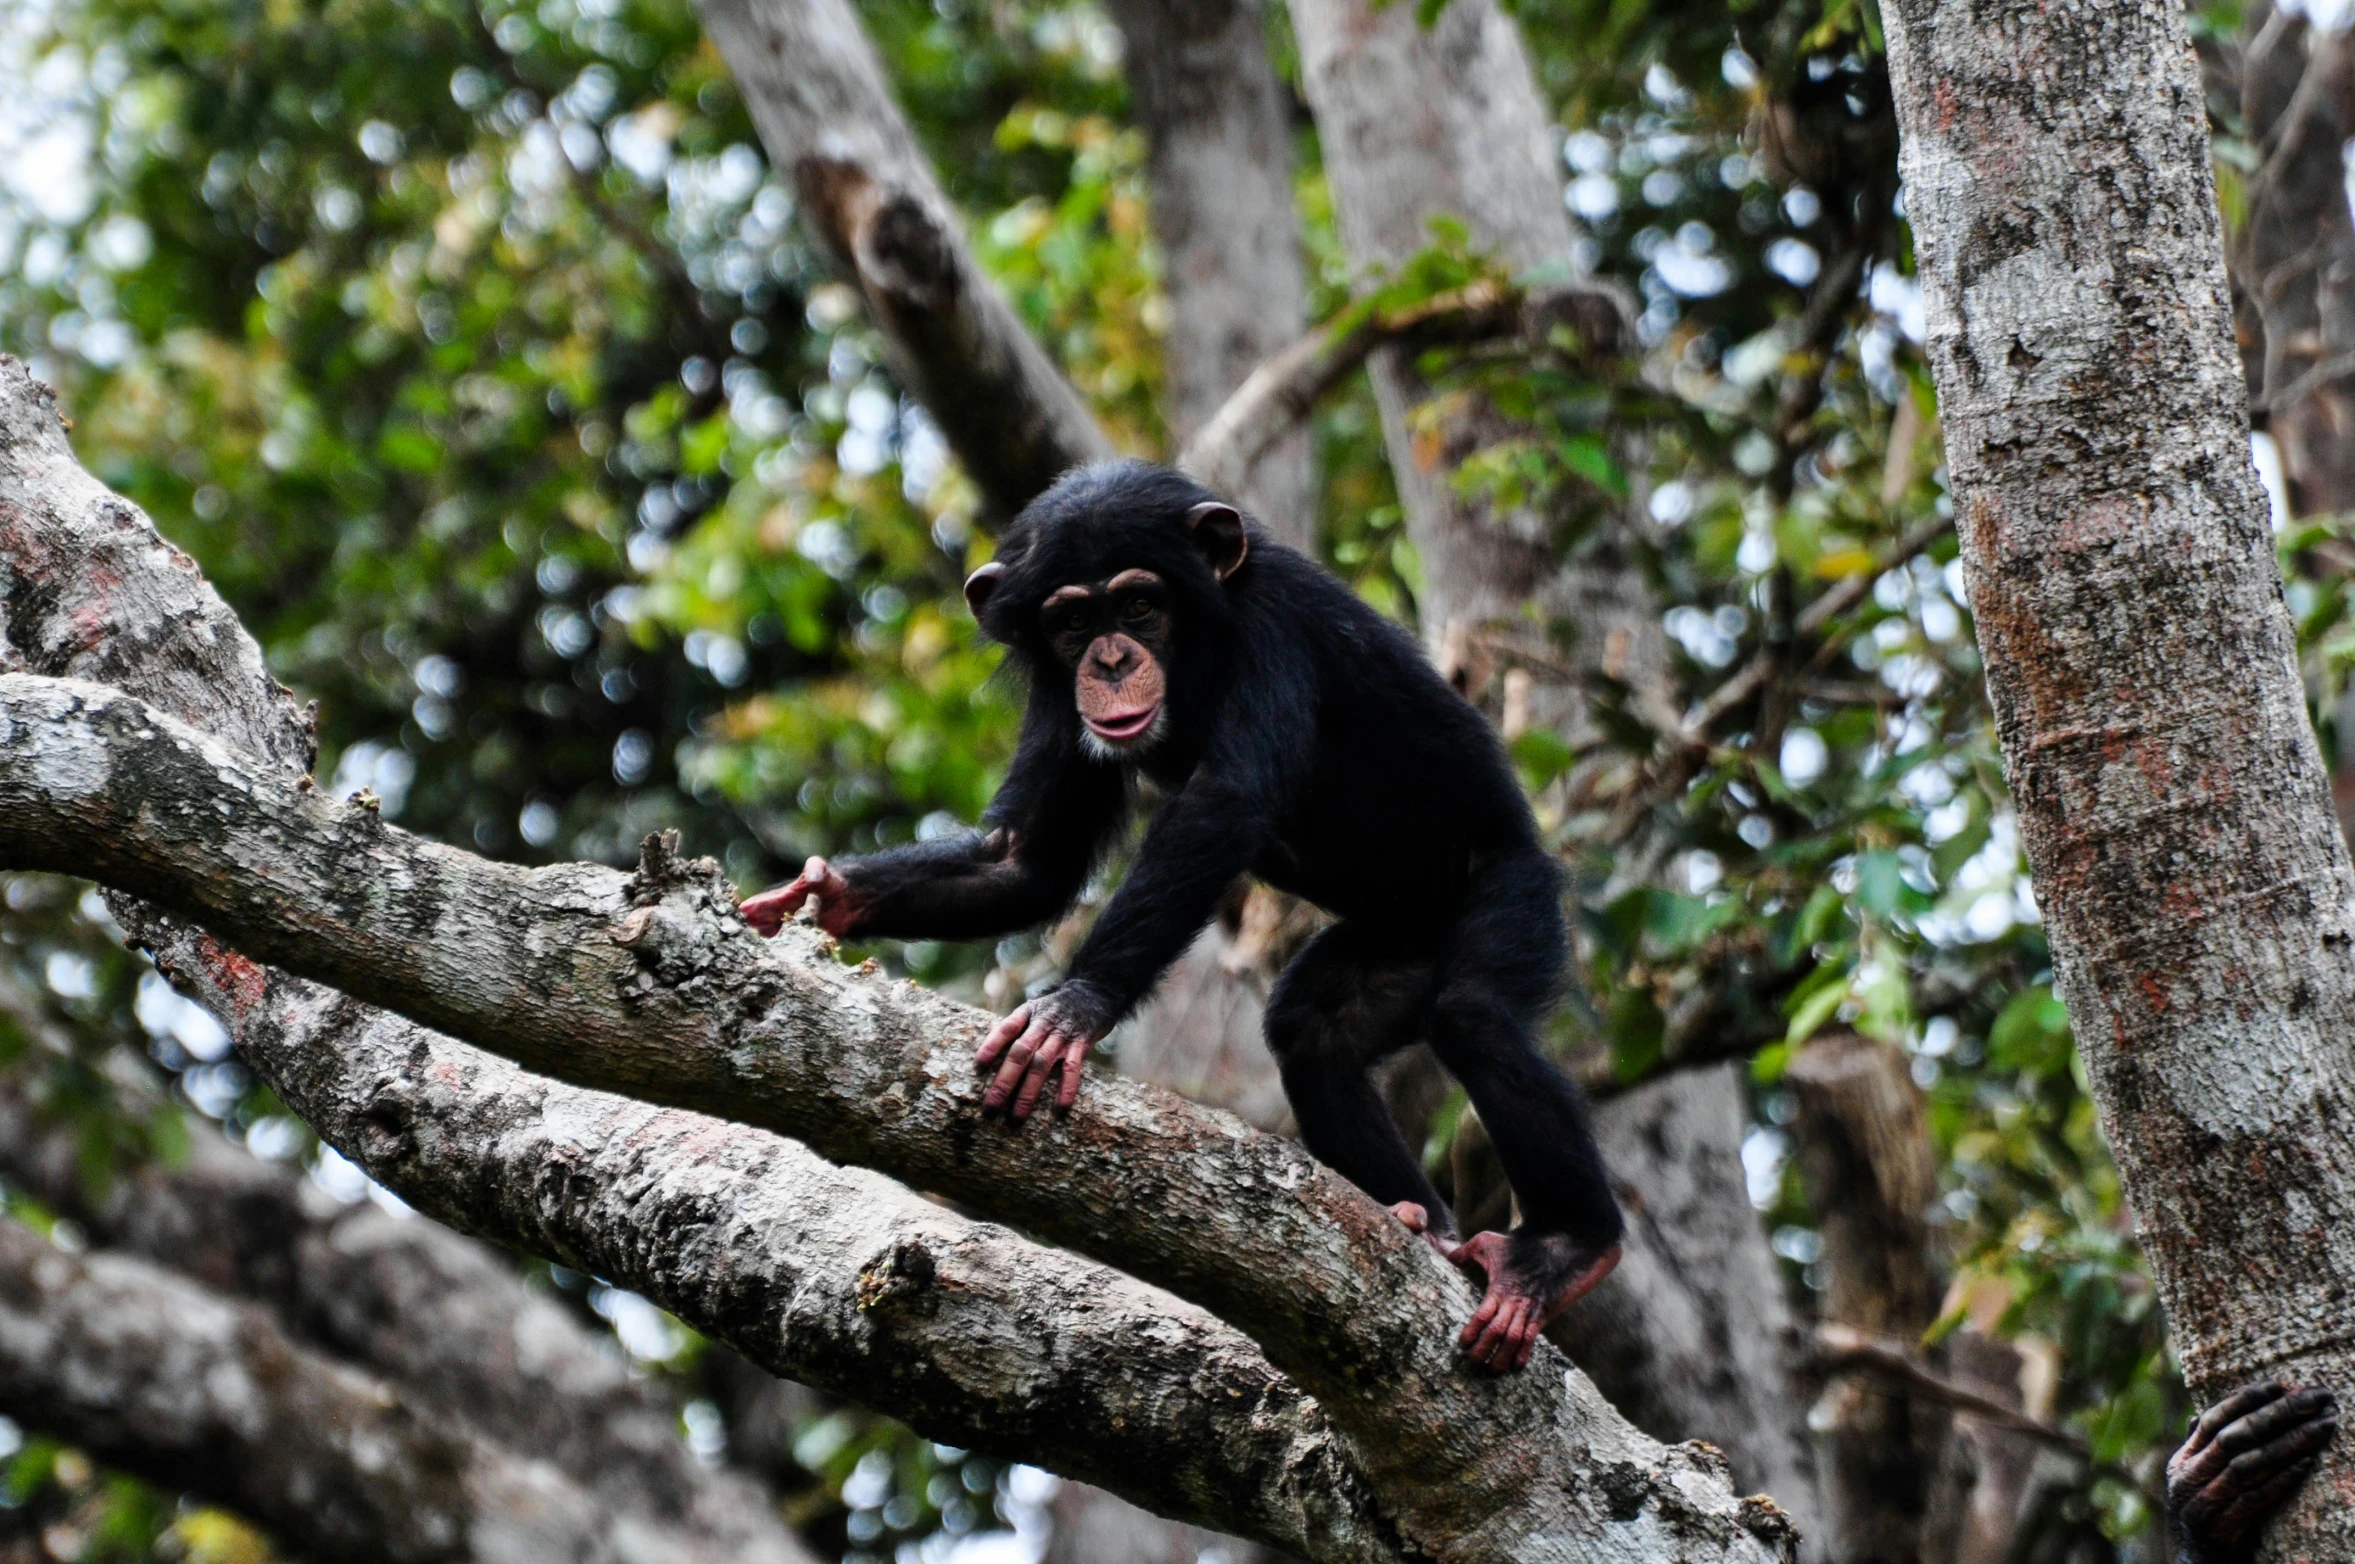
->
left=1104, top=0, right=1314, bottom=543
left=1284, top=0, right=1822, bottom=1542
left=1883, top=0, right=2355, bottom=1552
left=1786, top=1034, right=1948, bottom=1564
left=2231, top=0, right=2355, bottom=519
left=694, top=0, right=1111, bottom=514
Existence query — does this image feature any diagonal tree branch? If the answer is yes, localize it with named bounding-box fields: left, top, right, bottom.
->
left=0, top=360, right=1789, bottom=1562
left=694, top=0, right=1113, bottom=514
left=0, top=1215, right=779, bottom=1564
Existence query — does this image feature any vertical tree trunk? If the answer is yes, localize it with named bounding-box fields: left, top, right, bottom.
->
left=1787, top=1034, right=1947, bottom=1564
left=1105, top=0, right=1316, bottom=544
left=1883, top=0, right=2355, bottom=1551
left=2232, top=0, right=2355, bottom=519
left=1563, top=1065, right=1825, bottom=1534
left=1284, top=0, right=1824, bottom=1542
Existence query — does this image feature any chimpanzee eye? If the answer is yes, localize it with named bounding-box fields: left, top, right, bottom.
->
left=1121, top=597, right=1154, bottom=624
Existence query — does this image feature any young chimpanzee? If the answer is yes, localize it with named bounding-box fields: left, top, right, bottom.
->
left=2166, top=1381, right=2337, bottom=1564
left=741, top=460, right=1622, bottom=1370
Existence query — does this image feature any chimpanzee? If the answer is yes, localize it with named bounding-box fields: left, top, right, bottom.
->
left=741, top=460, right=1621, bottom=1370
left=2167, top=1381, right=2337, bottom=1564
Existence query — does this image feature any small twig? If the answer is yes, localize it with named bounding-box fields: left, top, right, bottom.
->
left=1812, top=1323, right=2090, bottom=1457
left=1178, top=279, right=1633, bottom=498
left=2253, top=349, right=2355, bottom=416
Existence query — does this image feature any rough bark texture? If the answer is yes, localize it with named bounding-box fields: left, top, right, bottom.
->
left=1562, top=1067, right=1821, bottom=1546
left=0, top=1216, right=765, bottom=1564
left=0, top=359, right=1788, bottom=1564
left=1882, top=0, right=2355, bottom=1553
left=693, top=0, right=1112, bottom=515
left=0, top=1064, right=807, bottom=1562
left=2232, top=0, right=2355, bottom=518
left=1104, top=0, right=1314, bottom=542
left=1786, top=1034, right=1946, bottom=1564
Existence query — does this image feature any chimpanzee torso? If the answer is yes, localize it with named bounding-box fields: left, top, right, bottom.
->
left=1133, top=540, right=1539, bottom=929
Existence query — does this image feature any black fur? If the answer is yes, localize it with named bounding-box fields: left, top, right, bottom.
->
left=833, top=459, right=1623, bottom=1255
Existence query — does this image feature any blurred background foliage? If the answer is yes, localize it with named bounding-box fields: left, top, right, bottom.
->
left=0, top=0, right=2303, bottom=1553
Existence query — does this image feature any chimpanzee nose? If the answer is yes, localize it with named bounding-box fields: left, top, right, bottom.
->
left=1092, top=641, right=1134, bottom=679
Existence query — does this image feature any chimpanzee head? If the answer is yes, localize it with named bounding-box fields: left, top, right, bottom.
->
left=962, top=461, right=1249, bottom=760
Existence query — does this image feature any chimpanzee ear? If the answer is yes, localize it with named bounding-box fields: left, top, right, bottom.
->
left=963, top=561, right=1005, bottom=619
left=1184, top=502, right=1248, bottom=582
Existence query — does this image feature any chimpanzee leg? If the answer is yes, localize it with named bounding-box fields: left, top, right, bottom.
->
left=1424, top=850, right=1623, bottom=1368
left=1263, top=922, right=1446, bottom=1229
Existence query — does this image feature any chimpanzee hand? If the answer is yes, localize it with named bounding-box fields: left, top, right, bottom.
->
left=974, top=982, right=1117, bottom=1120
left=2167, top=1382, right=2337, bottom=1564
left=740, top=857, right=862, bottom=938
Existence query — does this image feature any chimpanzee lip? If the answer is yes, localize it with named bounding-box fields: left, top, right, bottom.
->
left=1084, top=702, right=1161, bottom=742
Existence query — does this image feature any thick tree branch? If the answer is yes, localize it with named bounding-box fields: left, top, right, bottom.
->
left=0, top=1054, right=811, bottom=1563
left=0, top=671, right=1789, bottom=1562
left=0, top=1216, right=759, bottom=1564
left=693, top=0, right=1113, bottom=514
left=0, top=359, right=1789, bottom=1563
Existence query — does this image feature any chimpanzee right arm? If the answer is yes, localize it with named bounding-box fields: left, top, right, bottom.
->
left=2167, top=1381, right=2337, bottom=1564
left=741, top=706, right=1127, bottom=942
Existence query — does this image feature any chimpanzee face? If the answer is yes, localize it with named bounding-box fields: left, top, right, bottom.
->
left=1040, top=568, right=1173, bottom=755
left=959, top=475, right=1248, bottom=762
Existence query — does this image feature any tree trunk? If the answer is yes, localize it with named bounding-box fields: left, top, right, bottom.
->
left=693, top=0, right=1112, bottom=515
left=1786, top=1034, right=1947, bottom=1564
left=1883, top=0, right=2355, bottom=1551
left=0, top=1217, right=805, bottom=1564
left=1104, top=0, right=1314, bottom=542
left=0, top=359, right=1788, bottom=1564
left=1561, top=1066, right=1823, bottom=1544
left=2232, top=0, right=2355, bottom=519
left=1284, top=1, right=1822, bottom=1541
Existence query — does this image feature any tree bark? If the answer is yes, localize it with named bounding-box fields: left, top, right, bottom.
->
left=1882, top=0, right=2355, bottom=1552
left=1786, top=1034, right=1947, bottom=1564
left=1104, top=0, right=1314, bottom=542
left=2231, top=0, right=2355, bottom=518
left=0, top=360, right=1788, bottom=1564
left=693, top=0, right=1113, bottom=515
left=1560, top=1067, right=1822, bottom=1543
left=0, top=1216, right=793, bottom=1564
left=0, top=1056, right=806, bottom=1562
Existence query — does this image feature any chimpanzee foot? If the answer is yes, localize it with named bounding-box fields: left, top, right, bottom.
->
left=1388, top=1201, right=1454, bottom=1258
left=2168, top=1382, right=2338, bottom=1564
left=1443, top=1230, right=1622, bottom=1373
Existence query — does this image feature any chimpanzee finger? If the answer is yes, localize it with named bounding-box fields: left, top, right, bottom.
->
left=2214, top=1387, right=2335, bottom=1459
left=2207, top=1455, right=2325, bottom=1543
left=1460, top=1292, right=1503, bottom=1349
left=975, top=1004, right=1032, bottom=1069
left=1512, top=1318, right=1541, bottom=1372
left=1485, top=1301, right=1533, bottom=1371
left=1011, top=1033, right=1068, bottom=1120
left=1469, top=1297, right=1523, bottom=1369
left=1052, top=1039, right=1090, bottom=1112
left=2185, top=1383, right=2287, bottom=1458
left=985, top=1025, right=1045, bottom=1110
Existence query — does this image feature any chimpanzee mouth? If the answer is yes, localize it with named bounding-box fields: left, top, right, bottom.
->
left=1084, top=702, right=1162, bottom=745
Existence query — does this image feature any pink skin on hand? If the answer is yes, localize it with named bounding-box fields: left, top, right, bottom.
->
left=740, top=856, right=858, bottom=938
left=1440, top=1229, right=1623, bottom=1373
left=973, top=996, right=1106, bottom=1119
